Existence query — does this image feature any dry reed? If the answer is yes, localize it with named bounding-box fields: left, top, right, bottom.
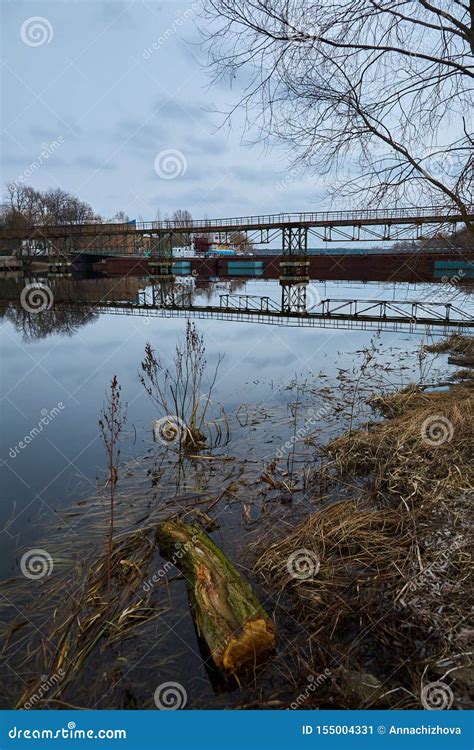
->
left=254, top=376, right=473, bottom=708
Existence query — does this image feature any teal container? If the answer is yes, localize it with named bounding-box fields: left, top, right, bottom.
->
left=434, top=260, right=474, bottom=279
left=173, top=261, right=192, bottom=275
left=227, top=260, right=264, bottom=276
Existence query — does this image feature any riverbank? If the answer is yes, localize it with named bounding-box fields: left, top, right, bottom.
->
left=254, top=335, right=473, bottom=709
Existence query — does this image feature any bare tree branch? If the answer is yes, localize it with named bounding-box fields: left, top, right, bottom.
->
left=201, top=0, right=473, bottom=228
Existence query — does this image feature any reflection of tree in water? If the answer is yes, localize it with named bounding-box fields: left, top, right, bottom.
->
left=190, top=277, right=246, bottom=305
left=3, top=302, right=99, bottom=343
left=0, top=275, right=256, bottom=340
left=0, top=276, right=155, bottom=341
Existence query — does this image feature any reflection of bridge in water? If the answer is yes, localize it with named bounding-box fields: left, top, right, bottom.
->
left=55, top=286, right=472, bottom=335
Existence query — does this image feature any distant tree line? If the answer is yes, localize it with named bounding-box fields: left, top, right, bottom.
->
left=392, top=227, right=473, bottom=252
left=0, top=183, right=253, bottom=254
left=0, top=183, right=101, bottom=229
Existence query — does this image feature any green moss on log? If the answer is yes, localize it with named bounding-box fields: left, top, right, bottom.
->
left=156, top=519, right=276, bottom=675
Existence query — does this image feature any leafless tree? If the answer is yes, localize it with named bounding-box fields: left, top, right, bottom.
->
left=172, top=209, right=193, bottom=225
left=229, top=230, right=254, bottom=252
left=172, top=208, right=193, bottom=247
left=1, top=184, right=99, bottom=227
left=40, top=187, right=99, bottom=224
left=1, top=183, right=101, bottom=254
left=202, top=1, right=473, bottom=229
left=110, top=210, right=130, bottom=223
left=1, top=184, right=41, bottom=227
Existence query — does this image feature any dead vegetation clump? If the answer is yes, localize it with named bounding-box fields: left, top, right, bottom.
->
left=14, top=526, right=164, bottom=710
left=450, top=368, right=474, bottom=382
left=425, top=333, right=473, bottom=356
left=254, top=380, right=473, bottom=708
left=327, top=382, right=472, bottom=506
left=139, top=321, right=226, bottom=451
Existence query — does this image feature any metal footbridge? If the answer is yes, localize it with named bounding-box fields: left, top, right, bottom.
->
left=1, top=205, right=472, bottom=254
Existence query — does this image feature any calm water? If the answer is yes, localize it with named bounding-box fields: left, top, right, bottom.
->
left=0, top=275, right=470, bottom=708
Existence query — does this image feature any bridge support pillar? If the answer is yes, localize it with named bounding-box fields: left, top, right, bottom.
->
left=280, top=281, right=308, bottom=313
left=279, top=254, right=310, bottom=313
left=282, top=226, right=308, bottom=255
left=151, top=281, right=191, bottom=308
left=150, top=232, right=173, bottom=257
left=149, top=231, right=174, bottom=277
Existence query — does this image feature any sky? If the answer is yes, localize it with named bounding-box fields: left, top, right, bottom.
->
left=0, top=0, right=327, bottom=223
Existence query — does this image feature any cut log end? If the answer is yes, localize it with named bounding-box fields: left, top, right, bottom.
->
left=157, top=519, right=276, bottom=677
left=221, top=617, right=276, bottom=673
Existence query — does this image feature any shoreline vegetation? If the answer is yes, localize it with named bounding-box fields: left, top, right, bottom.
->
left=1, top=333, right=472, bottom=710
left=256, top=335, right=472, bottom=709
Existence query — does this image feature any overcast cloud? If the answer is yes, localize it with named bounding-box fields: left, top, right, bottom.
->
left=1, top=0, right=327, bottom=222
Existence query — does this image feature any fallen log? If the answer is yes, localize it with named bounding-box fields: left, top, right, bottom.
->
left=156, top=519, right=276, bottom=676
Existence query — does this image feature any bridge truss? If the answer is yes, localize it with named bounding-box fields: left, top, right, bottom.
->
left=127, top=285, right=472, bottom=333
left=0, top=205, right=471, bottom=257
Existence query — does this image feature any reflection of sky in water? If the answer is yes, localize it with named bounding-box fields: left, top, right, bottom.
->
left=0, top=278, right=470, bottom=577
left=142, top=277, right=474, bottom=311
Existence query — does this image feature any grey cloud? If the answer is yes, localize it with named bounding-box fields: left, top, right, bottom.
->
left=152, top=98, right=211, bottom=125
left=73, top=156, right=116, bottom=170
left=187, top=133, right=229, bottom=156
left=1, top=0, right=323, bottom=219
left=95, top=1, right=139, bottom=29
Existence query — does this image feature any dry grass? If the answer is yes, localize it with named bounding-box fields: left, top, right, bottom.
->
left=328, top=383, right=472, bottom=507
left=425, top=333, right=474, bottom=356
left=14, top=526, right=165, bottom=709
left=451, top=369, right=474, bottom=382
left=254, top=379, right=473, bottom=708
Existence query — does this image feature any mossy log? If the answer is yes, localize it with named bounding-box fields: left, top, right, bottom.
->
left=156, top=519, right=276, bottom=675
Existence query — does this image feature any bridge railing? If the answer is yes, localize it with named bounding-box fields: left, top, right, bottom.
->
left=1, top=205, right=471, bottom=239
left=135, top=205, right=468, bottom=231
left=319, top=298, right=472, bottom=321
left=220, top=294, right=281, bottom=312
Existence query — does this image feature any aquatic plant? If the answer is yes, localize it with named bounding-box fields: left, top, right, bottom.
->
left=99, top=375, right=127, bottom=606
left=139, top=320, right=224, bottom=450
